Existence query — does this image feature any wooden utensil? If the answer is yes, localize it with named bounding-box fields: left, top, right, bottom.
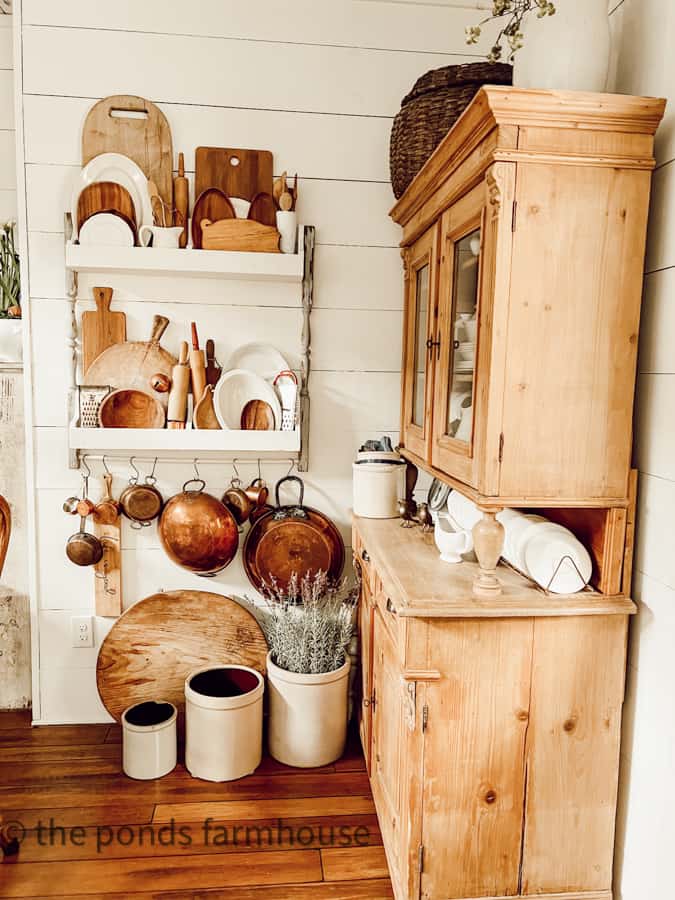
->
left=96, top=590, right=268, bottom=723
left=81, top=287, right=126, bottom=376
left=174, top=151, right=189, bottom=248
left=279, top=191, right=293, bottom=212
left=191, top=188, right=235, bottom=249
left=273, top=171, right=287, bottom=207
left=167, top=340, right=190, bottom=427
left=201, top=218, right=280, bottom=253
left=98, top=389, right=166, bottom=429
left=0, top=494, right=10, bottom=578
left=84, top=315, right=177, bottom=410
left=193, top=385, right=221, bottom=430
left=243, top=476, right=345, bottom=595
left=195, top=147, right=274, bottom=202
left=189, top=322, right=207, bottom=403
left=241, top=398, right=275, bottom=430
left=82, top=95, right=174, bottom=208
left=248, top=192, right=277, bottom=227
left=76, top=182, right=137, bottom=238
left=205, top=339, right=222, bottom=386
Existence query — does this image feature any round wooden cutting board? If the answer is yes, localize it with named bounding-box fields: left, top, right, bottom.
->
left=96, top=591, right=268, bottom=723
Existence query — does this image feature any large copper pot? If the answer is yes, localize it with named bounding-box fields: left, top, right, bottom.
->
left=159, top=479, right=238, bottom=575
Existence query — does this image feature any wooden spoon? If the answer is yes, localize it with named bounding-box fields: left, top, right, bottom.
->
left=193, top=385, right=221, bottom=430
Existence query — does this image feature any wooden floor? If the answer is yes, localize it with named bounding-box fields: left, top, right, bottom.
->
left=0, top=711, right=393, bottom=899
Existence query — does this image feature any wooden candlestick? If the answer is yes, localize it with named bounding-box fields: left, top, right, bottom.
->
left=472, top=509, right=504, bottom=598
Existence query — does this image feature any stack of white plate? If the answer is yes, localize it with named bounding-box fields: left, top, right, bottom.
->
left=447, top=491, right=592, bottom=594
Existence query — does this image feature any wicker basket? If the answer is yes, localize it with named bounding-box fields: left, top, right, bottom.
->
left=390, top=62, right=512, bottom=199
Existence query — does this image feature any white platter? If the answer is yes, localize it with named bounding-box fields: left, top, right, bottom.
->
left=226, top=342, right=289, bottom=382
left=524, top=524, right=593, bottom=594
left=213, top=368, right=282, bottom=431
left=78, top=213, right=135, bottom=247
left=72, top=152, right=153, bottom=240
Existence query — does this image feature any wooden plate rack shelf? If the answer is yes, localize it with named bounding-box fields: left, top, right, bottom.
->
left=64, top=214, right=315, bottom=470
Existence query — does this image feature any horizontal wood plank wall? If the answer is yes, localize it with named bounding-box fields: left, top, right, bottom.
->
left=17, top=1, right=496, bottom=721
left=0, top=14, right=15, bottom=218
left=609, top=1, right=675, bottom=898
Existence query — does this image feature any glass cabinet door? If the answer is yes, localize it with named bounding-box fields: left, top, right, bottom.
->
left=445, top=227, right=481, bottom=444
left=432, top=181, right=486, bottom=484
left=402, top=224, right=438, bottom=461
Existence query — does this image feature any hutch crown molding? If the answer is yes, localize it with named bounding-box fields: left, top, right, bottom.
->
left=354, top=87, right=665, bottom=900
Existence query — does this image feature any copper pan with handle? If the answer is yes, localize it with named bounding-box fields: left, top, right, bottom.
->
left=243, top=475, right=344, bottom=595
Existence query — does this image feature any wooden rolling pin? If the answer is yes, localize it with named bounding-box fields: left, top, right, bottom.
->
left=189, top=322, right=207, bottom=406
left=174, top=151, right=189, bottom=248
left=167, top=341, right=190, bottom=428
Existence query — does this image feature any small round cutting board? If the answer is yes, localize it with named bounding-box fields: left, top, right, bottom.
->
left=96, top=590, right=268, bottom=722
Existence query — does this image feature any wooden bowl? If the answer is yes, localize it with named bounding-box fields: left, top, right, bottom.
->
left=77, top=182, right=138, bottom=239
left=98, top=390, right=165, bottom=429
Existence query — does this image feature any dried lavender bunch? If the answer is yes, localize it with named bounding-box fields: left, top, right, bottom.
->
left=466, top=0, right=556, bottom=63
left=255, top=571, right=357, bottom=675
left=0, top=221, right=20, bottom=318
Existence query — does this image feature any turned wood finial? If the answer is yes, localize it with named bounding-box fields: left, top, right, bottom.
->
left=472, top=509, right=505, bottom=598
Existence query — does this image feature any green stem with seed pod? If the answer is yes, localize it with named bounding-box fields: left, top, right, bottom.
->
left=0, top=221, right=21, bottom=318
left=466, top=0, right=556, bottom=64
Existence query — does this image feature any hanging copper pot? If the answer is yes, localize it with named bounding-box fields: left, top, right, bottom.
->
left=159, top=478, right=239, bottom=575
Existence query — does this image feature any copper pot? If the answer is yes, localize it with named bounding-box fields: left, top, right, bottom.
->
left=159, top=478, right=239, bottom=575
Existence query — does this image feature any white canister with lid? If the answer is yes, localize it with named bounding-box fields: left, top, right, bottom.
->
left=353, top=459, right=404, bottom=518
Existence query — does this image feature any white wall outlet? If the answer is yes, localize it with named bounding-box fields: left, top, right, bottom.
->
left=71, top=616, right=94, bottom=648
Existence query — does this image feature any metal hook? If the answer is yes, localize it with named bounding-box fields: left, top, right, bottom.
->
left=149, top=457, right=158, bottom=480
left=285, top=458, right=295, bottom=478
left=101, top=455, right=111, bottom=476
left=129, top=456, right=140, bottom=484
left=80, top=456, right=91, bottom=479
left=193, top=458, right=201, bottom=481
left=231, top=459, right=240, bottom=482
left=257, top=458, right=262, bottom=482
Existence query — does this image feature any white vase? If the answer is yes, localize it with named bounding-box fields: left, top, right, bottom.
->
left=513, top=0, right=610, bottom=92
left=267, top=652, right=350, bottom=767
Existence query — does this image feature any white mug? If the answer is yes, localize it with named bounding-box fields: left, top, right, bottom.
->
left=139, top=225, right=183, bottom=249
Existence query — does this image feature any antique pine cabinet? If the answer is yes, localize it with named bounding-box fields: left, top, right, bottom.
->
left=352, top=88, right=666, bottom=900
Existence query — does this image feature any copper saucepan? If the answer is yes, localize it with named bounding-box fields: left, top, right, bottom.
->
left=119, top=470, right=163, bottom=528
left=159, top=478, right=239, bottom=575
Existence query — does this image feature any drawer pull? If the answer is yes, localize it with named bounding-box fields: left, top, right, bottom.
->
left=361, top=549, right=370, bottom=563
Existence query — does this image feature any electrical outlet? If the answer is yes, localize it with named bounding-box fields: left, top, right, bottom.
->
left=71, top=616, right=94, bottom=648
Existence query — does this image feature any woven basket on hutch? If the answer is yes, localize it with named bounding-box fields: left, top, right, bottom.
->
left=389, top=62, right=512, bottom=199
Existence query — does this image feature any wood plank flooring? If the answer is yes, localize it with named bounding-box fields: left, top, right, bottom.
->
left=0, top=712, right=392, bottom=899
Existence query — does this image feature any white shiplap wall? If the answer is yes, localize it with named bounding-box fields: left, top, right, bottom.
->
left=16, top=1, right=497, bottom=723
left=608, top=1, right=675, bottom=897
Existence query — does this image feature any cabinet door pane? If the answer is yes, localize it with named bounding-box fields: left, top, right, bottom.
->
left=446, top=228, right=480, bottom=443
left=412, top=263, right=430, bottom=428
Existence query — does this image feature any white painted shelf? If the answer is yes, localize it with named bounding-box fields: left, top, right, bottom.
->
left=69, top=425, right=301, bottom=460
left=65, top=229, right=304, bottom=283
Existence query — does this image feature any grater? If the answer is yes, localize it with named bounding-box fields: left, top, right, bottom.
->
left=273, top=370, right=298, bottom=431
left=79, top=386, right=111, bottom=428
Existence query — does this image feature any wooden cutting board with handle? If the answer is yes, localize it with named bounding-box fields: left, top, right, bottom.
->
left=82, top=95, right=174, bottom=208
left=81, top=287, right=127, bottom=376
left=96, top=590, right=268, bottom=722
left=195, top=147, right=273, bottom=201
left=84, top=315, right=176, bottom=409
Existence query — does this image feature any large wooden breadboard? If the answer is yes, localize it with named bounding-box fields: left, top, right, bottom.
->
left=195, top=147, right=273, bottom=201
left=82, top=95, right=174, bottom=208
left=96, top=590, right=268, bottom=723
